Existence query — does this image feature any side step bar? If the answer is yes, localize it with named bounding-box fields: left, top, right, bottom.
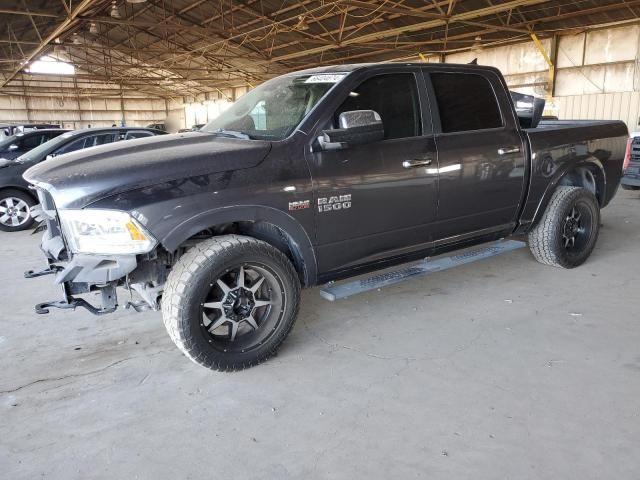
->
left=319, top=239, right=527, bottom=302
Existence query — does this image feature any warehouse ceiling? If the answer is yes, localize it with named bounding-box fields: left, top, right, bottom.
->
left=1, top=0, right=640, bottom=98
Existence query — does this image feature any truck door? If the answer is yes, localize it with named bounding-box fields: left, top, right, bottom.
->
left=424, top=69, right=526, bottom=242
left=305, top=70, right=438, bottom=274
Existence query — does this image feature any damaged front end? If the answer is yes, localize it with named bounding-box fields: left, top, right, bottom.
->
left=25, top=187, right=168, bottom=315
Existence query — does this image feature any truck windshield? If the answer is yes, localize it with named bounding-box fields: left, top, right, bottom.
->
left=201, top=73, right=346, bottom=140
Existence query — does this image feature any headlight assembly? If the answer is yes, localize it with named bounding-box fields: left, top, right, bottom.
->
left=58, top=209, right=157, bottom=255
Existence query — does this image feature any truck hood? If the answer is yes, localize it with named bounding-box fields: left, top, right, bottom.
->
left=23, top=132, right=272, bottom=208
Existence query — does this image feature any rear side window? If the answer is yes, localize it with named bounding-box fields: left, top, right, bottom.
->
left=430, top=73, right=503, bottom=133
left=124, top=131, right=153, bottom=140
left=335, top=74, right=421, bottom=139
left=20, top=134, right=45, bottom=150
left=56, top=133, right=117, bottom=154
left=87, top=133, right=117, bottom=147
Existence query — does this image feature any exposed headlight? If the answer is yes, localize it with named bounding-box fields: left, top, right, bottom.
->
left=58, top=209, right=157, bottom=255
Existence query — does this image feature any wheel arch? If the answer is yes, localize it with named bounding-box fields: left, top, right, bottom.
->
left=0, top=184, right=37, bottom=202
left=530, top=159, right=605, bottom=228
left=160, top=206, right=318, bottom=287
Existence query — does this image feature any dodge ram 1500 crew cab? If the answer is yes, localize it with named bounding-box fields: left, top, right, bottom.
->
left=23, top=63, right=628, bottom=371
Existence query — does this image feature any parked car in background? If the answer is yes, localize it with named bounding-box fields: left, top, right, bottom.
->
left=0, top=127, right=166, bottom=232
left=622, top=132, right=640, bottom=190
left=0, top=129, right=68, bottom=161
left=146, top=123, right=166, bottom=131
left=0, top=123, right=61, bottom=138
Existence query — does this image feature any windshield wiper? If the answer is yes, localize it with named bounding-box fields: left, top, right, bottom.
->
left=210, top=128, right=252, bottom=140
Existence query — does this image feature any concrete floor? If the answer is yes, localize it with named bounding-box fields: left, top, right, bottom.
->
left=1, top=191, right=639, bottom=480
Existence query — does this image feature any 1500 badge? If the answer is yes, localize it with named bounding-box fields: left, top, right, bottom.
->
left=317, top=194, right=352, bottom=213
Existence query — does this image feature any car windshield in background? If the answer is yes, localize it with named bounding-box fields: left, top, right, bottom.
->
left=201, top=73, right=347, bottom=140
left=16, top=131, right=75, bottom=163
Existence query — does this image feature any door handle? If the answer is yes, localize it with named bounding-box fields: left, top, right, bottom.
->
left=498, top=146, right=521, bottom=155
left=403, top=159, right=433, bottom=168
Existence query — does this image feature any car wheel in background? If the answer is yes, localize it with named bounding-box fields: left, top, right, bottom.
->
left=0, top=189, right=36, bottom=232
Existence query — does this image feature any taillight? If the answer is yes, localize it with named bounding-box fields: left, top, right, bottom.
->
left=624, top=137, right=633, bottom=171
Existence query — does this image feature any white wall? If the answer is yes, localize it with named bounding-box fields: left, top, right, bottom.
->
left=0, top=92, right=169, bottom=129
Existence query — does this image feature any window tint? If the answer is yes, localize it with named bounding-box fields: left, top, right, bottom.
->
left=87, top=133, right=117, bottom=147
left=56, top=133, right=117, bottom=154
left=56, top=137, right=87, bottom=155
left=124, top=131, right=153, bottom=140
left=335, top=74, right=421, bottom=139
left=20, top=134, right=45, bottom=150
left=430, top=73, right=503, bottom=133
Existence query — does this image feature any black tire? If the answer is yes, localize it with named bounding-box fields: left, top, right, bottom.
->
left=0, top=188, right=36, bottom=232
left=621, top=184, right=640, bottom=191
left=162, top=234, right=301, bottom=371
left=528, top=186, right=600, bottom=268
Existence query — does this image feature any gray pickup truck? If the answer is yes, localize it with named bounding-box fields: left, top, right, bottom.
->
left=24, top=62, right=628, bottom=371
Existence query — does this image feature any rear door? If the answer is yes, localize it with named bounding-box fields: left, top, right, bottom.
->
left=306, top=69, right=438, bottom=274
left=424, top=69, right=526, bottom=242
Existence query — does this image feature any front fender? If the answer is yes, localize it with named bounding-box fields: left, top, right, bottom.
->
left=160, top=205, right=318, bottom=286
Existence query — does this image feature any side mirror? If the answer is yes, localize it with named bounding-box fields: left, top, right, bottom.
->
left=45, top=153, right=57, bottom=161
left=319, top=110, right=384, bottom=150
left=8, top=144, right=18, bottom=151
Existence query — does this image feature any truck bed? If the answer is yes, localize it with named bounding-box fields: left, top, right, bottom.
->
left=518, top=119, right=628, bottom=228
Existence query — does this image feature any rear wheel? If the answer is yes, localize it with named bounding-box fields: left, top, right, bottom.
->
left=528, top=186, right=600, bottom=268
left=621, top=184, right=640, bottom=191
left=162, top=235, right=300, bottom=371
left=0, top=189, right=35, bottom=232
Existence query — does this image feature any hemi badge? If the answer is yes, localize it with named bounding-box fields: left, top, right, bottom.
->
left=289, top=200, right=310, bottom=211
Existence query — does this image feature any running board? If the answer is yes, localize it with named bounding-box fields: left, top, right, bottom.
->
left=319, top=239, right=526, bottom=302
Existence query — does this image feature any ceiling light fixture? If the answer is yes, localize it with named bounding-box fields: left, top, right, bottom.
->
left=126, top=0, right=147, bottom=3
left=472, top=36, right=483, bottom=53
left=110, top=1, right=121, bottom=18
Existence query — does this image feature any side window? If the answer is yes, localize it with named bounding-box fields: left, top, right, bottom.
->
left=86, top=133, right=117, bottom=147
left=335, top=74, right=421, bottom=139
left=20, top=134, right=45, bottom=150
left=249, top=101, right=267, bottom=130
left=430, top=73, right=503, bottom=133
left=124, top=131, right=153, bottom=140
left=55, top=137, right=87, bottom=155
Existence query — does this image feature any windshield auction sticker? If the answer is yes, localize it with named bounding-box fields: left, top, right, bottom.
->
left=304, top=74, right=347, bottom=84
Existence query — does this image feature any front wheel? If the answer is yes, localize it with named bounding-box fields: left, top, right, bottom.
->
left=621, top=184, right=640, bottom=191
left=162, top=235, right=301, bottom=371
left=528, top=186, right=600, bottom=268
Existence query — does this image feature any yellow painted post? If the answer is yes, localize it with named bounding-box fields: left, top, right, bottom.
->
left=530, top=33, right=555, bottom=99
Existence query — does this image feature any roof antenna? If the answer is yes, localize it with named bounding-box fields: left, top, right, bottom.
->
left=469, top=58, right=478, bottom=65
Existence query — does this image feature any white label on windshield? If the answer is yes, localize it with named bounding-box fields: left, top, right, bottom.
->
left=304, top=74, right=347, bottom=84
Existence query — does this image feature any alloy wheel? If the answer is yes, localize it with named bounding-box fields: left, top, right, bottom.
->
left=200, top=264, right=286, bottom=353
left=0, top=197, right=30, bottom=227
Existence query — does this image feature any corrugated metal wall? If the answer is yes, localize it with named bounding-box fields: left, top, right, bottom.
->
left=557, top=92, right=640, bottom=131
